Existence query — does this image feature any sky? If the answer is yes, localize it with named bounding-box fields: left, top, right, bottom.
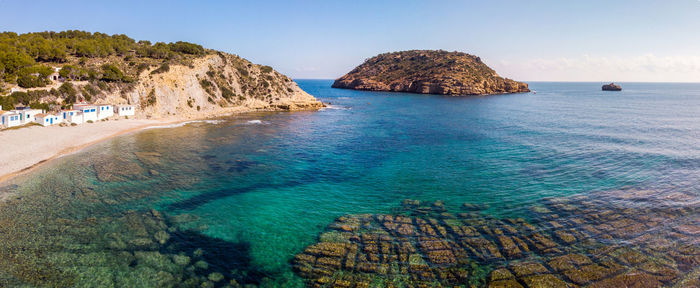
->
left=1, top=0, right=700, bottom=82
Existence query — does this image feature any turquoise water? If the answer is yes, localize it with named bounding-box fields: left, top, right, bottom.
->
left=0, top=81, right=698, bottom=286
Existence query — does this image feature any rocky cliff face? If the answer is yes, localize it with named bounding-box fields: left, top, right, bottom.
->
left=95, top=53, right=323, bottom=119
left=332, top=50, right=529, bottom=96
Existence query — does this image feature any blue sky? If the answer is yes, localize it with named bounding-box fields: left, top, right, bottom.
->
left=1, top=0, right=700, bottom=81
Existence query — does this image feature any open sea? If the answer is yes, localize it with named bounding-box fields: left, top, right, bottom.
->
left=0, top=81, right=698, bottom=287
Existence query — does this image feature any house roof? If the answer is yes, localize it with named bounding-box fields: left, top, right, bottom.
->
left=35, top=113, right=48, bottom=118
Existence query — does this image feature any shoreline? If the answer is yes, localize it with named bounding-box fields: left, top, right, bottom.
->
left=0, top=105, right=325, bottom=186
left=0, top=118, right=183, bottom=184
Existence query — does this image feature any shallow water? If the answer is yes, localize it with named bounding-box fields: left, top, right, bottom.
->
left=0, top=81, right=698, bottom=287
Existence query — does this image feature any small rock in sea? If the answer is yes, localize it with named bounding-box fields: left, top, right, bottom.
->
left=602, top=83, right=622, bottom=91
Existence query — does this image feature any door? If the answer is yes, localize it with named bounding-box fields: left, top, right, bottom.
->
left=50, top=118, right=53, bottom=124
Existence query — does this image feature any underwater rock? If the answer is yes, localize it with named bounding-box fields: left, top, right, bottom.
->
left=134, top=151, right=162, bottom=166
left=154, top=230, right=170, bottom=245
left=294, top=192, right=698, bottom=287
left=208, top=272, right=224, bottom=282
left=93, top=157, right=147, bottom=182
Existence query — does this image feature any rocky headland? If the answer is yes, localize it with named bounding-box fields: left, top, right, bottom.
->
left=332, top=50, right=530, bottom=96
left=0, top=31, right=324, bottom=120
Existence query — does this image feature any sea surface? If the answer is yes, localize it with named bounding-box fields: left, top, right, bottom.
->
left=0, top=81, right=698, bottom=287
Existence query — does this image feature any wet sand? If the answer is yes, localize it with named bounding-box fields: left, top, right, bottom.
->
left=0, top=119, right=174, bottom=183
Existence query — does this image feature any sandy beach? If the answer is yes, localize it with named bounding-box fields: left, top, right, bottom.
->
left=0, top=119, right=172, bottom=183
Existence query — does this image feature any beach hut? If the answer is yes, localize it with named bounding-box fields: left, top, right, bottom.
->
left=12, top=108, right=44, bottom=124
left=97, top=104, right=113, bottom=119
left=73, top=104, right=98, bottom=122
left=61, top=109, right=84, bottom=124
left=35, top=113, right=61, bottom=126
left=115, top=105, right=135, bottom=116
left=0, top=111, right=21, bottom=128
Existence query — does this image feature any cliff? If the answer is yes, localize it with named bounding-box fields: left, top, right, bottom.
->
left=115, top=53, right=323, bottom=119
left=332, top=50, right=529, bottom=96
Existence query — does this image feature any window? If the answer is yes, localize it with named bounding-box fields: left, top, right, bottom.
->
left=91, top=109, right=96, bottom=112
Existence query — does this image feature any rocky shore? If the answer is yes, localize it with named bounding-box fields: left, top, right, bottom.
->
left=332, top=50, right=530, bottom=96
left=293, top=190, right=699, bottom=287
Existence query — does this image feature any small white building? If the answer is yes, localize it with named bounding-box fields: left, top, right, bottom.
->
left=35, top=113, right=61, bottom=126
left=61, top=110, right=84, bottom=124
left=115, top=105, right=135, bottom=116
left=73, top=104, right=98, bottom=122
left=97, top=104, right=113, bottom=119
left=13, top=108, right=44, bottom=124
left=48, top=67, right=63, bottom=82
left=0, top=111, right=22, bottom=128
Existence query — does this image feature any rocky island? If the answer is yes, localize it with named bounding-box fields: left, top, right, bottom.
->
left=602, top=83, right=622, bottom=91
left=332, top=50, right=530, bottom=96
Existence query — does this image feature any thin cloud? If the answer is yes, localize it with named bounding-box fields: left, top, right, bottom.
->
left=494, top=54, right=700, bottom=82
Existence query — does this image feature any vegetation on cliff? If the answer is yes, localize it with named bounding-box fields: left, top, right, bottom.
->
left=332, top=50, right=530, bottom=96
left=0, top=31, right=321, bottom=115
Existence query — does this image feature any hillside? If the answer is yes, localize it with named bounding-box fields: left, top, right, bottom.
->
left=332, top=50, right=529, bottom=96
left=0, top=31, right=323, bottom=117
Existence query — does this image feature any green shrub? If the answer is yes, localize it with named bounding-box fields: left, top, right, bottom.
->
left=150, top=63, right=170, bottom=75
left=144, top=88, right=156, bottom=107
left=221, top=86, right=234, bottom=100
left=87, top=120, right=93, bottom=123
left=17, top=74, right=48, bottom=88
left=101, top=64, right=125, bottom=82
left=199, top=79, right=213, bottom=89
left=260, top=65, right=273, bottom=74
left=136, top=63, right=151, bottom=75
left=168, top=41, right=205, bottom=55
left=58, top=82, right=78, bottom=103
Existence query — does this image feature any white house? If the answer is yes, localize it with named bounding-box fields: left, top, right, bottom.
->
left=13, top=108, right=44, bottom=124
left=97, top=104, right=113, bottom=119
left=73, top=104, right=98, bottom=122
left=0, top=111, right=21, bottom=128
left=35, top=113, right=61, bottom=126
left=115, top=105, right=135, bottom=116
left=61, top=109, right=84, bottom=124
left=48, top=67, right=63, bottom=82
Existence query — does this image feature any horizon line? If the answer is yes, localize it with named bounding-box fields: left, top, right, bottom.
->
left=292, top=79, right=700, bottom=84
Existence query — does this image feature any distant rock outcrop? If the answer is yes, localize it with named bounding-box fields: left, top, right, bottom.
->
left=602, top=83, right=622, bottom=91
left=332, top=50, right=529, bottom=96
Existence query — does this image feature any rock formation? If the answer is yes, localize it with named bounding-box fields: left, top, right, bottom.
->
left=293, top=190, right=699, bottom=287
left=120, top=53, right=324, bottom=119
left=602, top=83, right=622, bottom=91
left=332, top=50, right=530, bottom=96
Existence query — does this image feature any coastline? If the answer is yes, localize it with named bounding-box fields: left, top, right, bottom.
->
left=0, top=104, right=326, bottom=186
left=0, top=118, right=178, bottom=184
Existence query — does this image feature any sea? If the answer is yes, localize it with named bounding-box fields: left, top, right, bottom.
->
left=0, top=81, right=697, bottom=287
